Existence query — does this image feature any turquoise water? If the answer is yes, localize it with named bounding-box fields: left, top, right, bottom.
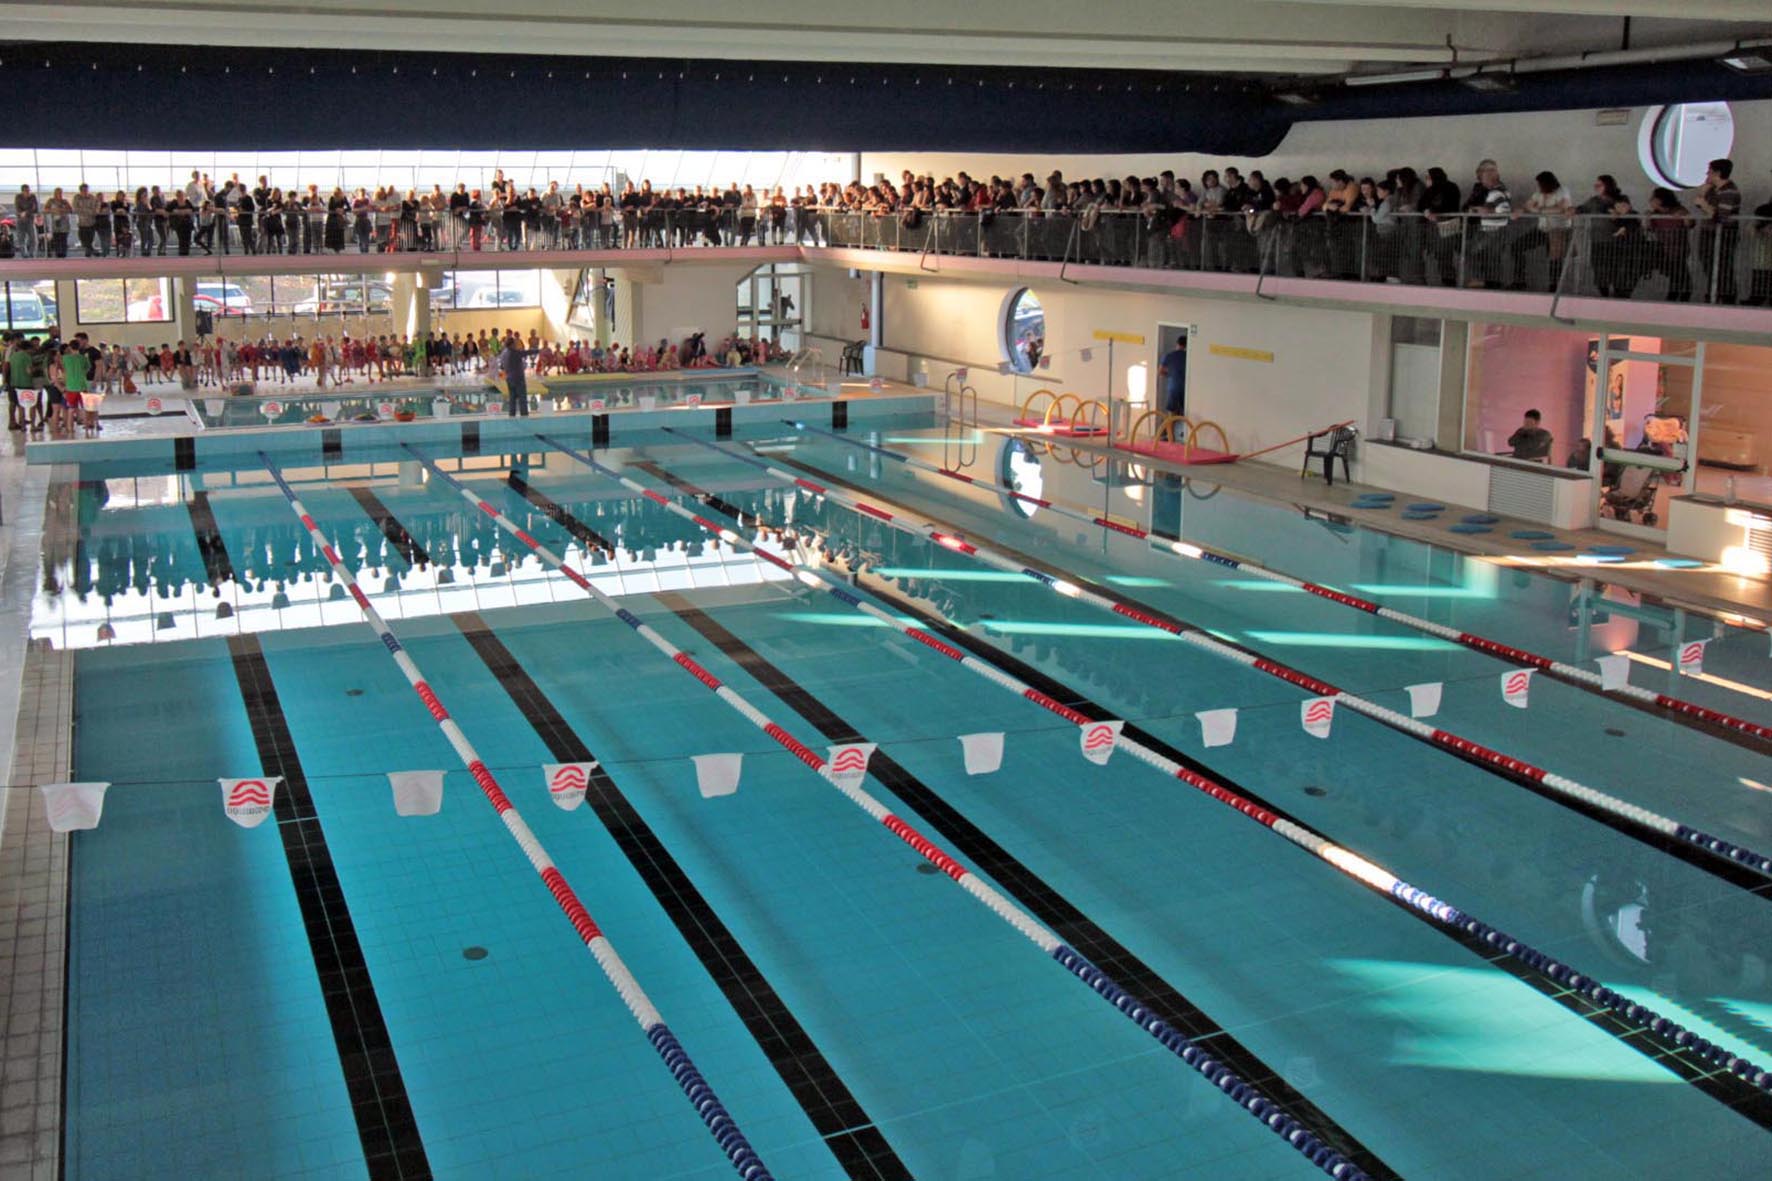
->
left=55, top=423, right=1772, bottom=1179
left=192, top=371, right=787, bottom=429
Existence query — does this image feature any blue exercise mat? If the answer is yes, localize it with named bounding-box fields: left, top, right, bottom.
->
left=1406, top=502, right=1445, bottom=512
left=1588, top=544, right=1636, bottom=556
left=1531, top=540, right=1574, bottom=551
left=1449, top=524, right=1493, bottom=534
left=1461, top=514, right=1499, bottom=525
left=1401, top=510, right=1442, bottom=520
left=1510, top=529, right=1554, bottom=540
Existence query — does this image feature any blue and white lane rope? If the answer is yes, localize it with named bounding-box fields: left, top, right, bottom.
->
left=258, top=455, right=772, bottom=1181
left=408, top=441, right=1374, bottom=1181
left=561, top=443, right=1772, bottom=1103
left=797, top=419, right=1772, bottom=747
left=674, top=424, right=1772, bottom=890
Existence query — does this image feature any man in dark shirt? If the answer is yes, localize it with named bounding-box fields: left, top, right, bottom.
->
left=1158, top=337, right=1189, bottom=416
left=1507, top=408, right=1553, bottom=461
left=499, top=334, right=529, bottom=416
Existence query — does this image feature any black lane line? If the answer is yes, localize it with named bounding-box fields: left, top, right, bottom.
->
left=504, top=471, right=615, bottom=554
left=654, top=593, right=1401, bottom=1180
left=631, top=459, right=750, bottom=523
left=769, top=451, right=1772, bottom=901
left=451, top=611, right=913, bottom=1181
left=187, top=489, right=236, bottom=586
left=227, top=635, right=433, bottom=1180
left=828, top=564, right=1772, bottom=1131
left=348, top=485, right=431, bottom=569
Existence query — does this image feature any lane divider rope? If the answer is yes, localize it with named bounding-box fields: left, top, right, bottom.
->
left=258, top=453, right=773, bottom=1181
left=671, top=424, right=1772, bottom=890
left=410, top=439, right=1373, bottom=1181
left=797, top=419, right=1772, bottom=746
left=590, top=444, right=1772, bottom=1106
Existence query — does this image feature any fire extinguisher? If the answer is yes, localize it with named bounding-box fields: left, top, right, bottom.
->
left=860, top=303, right=870, bottom=332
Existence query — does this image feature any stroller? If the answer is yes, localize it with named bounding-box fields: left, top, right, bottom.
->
left=1602, top=465, right=1662, bottom=526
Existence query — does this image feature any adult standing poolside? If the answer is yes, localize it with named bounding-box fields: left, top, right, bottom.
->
left=499, top=334, right=529, bottom=416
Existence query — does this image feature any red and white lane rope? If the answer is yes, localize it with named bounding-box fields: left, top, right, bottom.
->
left=578, top=446, right=1772, bottom=1104
left=406, top=441, right=1373, bottom=1181
left=666, top=426, right=1772, bottom=888
left=798, top=420, right=1772, bottom=746
left=258, top=454, right=773, bottom=1181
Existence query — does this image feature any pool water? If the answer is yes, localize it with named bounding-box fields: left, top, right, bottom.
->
left=52, top=420, right=1772, bottom=1179
left=190, top=371, right=791, bottom=429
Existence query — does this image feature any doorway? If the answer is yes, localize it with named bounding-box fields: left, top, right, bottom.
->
left=1590, top=335, right=1704, bottom=541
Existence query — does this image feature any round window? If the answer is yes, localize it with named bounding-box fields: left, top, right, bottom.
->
left=1001, top=288, right=1045, bottom=374
left=1637, top=102, right=1733, bottom=189
left=998, top=438, right=1044, bottom=519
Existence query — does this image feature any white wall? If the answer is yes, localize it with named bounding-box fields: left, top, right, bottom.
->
left=817, top=264, right=1387, bottom=463
left=863, top=98, right=1772, bottom=203
left=618, top=260, right=750, bottom=351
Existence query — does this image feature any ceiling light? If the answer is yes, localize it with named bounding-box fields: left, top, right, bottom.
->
left=1271, top=89, right=1320, bottom=106
left=1460, top=71, right=1517, bottom=93
left=1344, top=69, right=1445, bottom=88
left=1720, top=47, right=1772, bottom=73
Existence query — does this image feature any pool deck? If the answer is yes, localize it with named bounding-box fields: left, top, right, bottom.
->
left=977, top=404, right=1772, bottom=627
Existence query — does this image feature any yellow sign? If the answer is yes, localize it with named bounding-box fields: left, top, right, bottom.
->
left=1209, top=343, right=1274, bottom=363
left=1092, top=330, right=1145, bottom=345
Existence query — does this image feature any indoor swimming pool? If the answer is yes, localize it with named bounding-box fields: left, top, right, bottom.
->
left=44, top=417, right=1772, bottom=1180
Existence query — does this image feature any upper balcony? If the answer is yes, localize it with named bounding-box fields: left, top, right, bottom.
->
left=3, top=208, right=1769, bottom=340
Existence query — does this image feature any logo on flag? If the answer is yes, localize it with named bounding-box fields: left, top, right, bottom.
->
left=40, top=782, right=110, bottom=833
left=1301, top=697, right=1336, bottom=739
left=1678, top=639, right=1709, bottom=676
left=145, top=396, right=164, bottom=415
left=377, top=401, right=396, bottom=418
left=16, top=388, right=37, bottom=409
left=588, top=398, right=606, bottom=411
left=868, top=376, right=884, bottom=391
left=260, top=400, right=283, bottom=417
left=542, top=761, right=596, bottom=811
left=685, top=393, right=703, bottom=407
left=1080, top=719, right=1125, bottom=765
left=1501, top=669, right=1533, bottom=709
left=220, top=777, right=280, bottom=828
left=825, top=742, right=876, bottom=788
left=955, top=367, right=969, bottom=382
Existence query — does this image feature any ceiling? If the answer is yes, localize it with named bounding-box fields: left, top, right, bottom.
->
left=2, top=2, right=1767, bottom=77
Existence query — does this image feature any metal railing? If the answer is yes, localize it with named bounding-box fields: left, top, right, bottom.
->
left=6, top=204, right=1770, bottom=307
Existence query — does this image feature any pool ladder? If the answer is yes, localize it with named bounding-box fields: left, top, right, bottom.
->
left=942, top=369, right=978, bottom=471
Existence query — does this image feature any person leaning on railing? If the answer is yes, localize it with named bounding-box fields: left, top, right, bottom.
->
left=1646, top=188, right=1696, bottom=302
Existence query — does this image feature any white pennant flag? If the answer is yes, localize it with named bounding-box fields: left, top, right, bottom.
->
left=1405, top=682, right=1443, bottom=719
left=735, top=388, right=753, bottom=405
left=220, top=777, right=280, bottom=828
left=1678, top=639, right=1710, bottom=676
left=693, top=753, right=743, bottom=798
left=389, top=770, right=445, bottom=816
left=40, top=782, right=110, bottom=833
left=1080, top=719, right=1125, bottom=765
left=825, top=742, right=876, bottom=789
left=638, top=395, right=658, bottom=411
left=958, top=732, right=1004, bottom=775
left=1196, top=709, right=1237, bottom=748
left=542, top=762, right=596, bottom=811
left=1301, top=697, right=1336, bottom=739
left=1501, top=669, right=1534, bottom=709
left=1596, top=654, right=1631, bottom=692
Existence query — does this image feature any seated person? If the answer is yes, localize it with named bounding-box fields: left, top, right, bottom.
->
left=1506, top=408, right=1553, bottom=461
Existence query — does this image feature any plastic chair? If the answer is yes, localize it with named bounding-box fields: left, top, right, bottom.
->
left=1302, top=425, right=1357, bottom=486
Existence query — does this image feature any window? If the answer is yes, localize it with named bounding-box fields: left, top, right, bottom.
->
left=73, top=278, right=172, bottom=324
left=1002, top=288, right=1044, bottom=374
left=439, top=270, right=541, bottom=310
left=1387, top=316, right=1442, bottom=445
left=1639, top=102, right=1733, bottom=189
left=998, top=438, right=1044, bottom=519
left=0, top=281, right=54, bottom=333
left=1462, top=322, right=1590, bottom=464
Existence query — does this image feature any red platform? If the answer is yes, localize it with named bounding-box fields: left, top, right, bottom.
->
left=1121, top=439, right=1239, bottom=465
left=1012, top=416, right=1111, bottom=437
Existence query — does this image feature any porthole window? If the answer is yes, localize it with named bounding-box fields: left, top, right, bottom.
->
left=998, top=438, right=1044, bottom=519
left=1638, top=102, right=1733, bottom=189
left=1001, top=288, right=1045, bottom=374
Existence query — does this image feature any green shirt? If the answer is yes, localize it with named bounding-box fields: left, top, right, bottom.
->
left=6, top=350, right=29, bottom=387
left=61, top=350, right=90, bottom=392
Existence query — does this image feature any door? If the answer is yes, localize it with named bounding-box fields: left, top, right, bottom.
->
left=1590, top=335, right=1704, bottom=541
